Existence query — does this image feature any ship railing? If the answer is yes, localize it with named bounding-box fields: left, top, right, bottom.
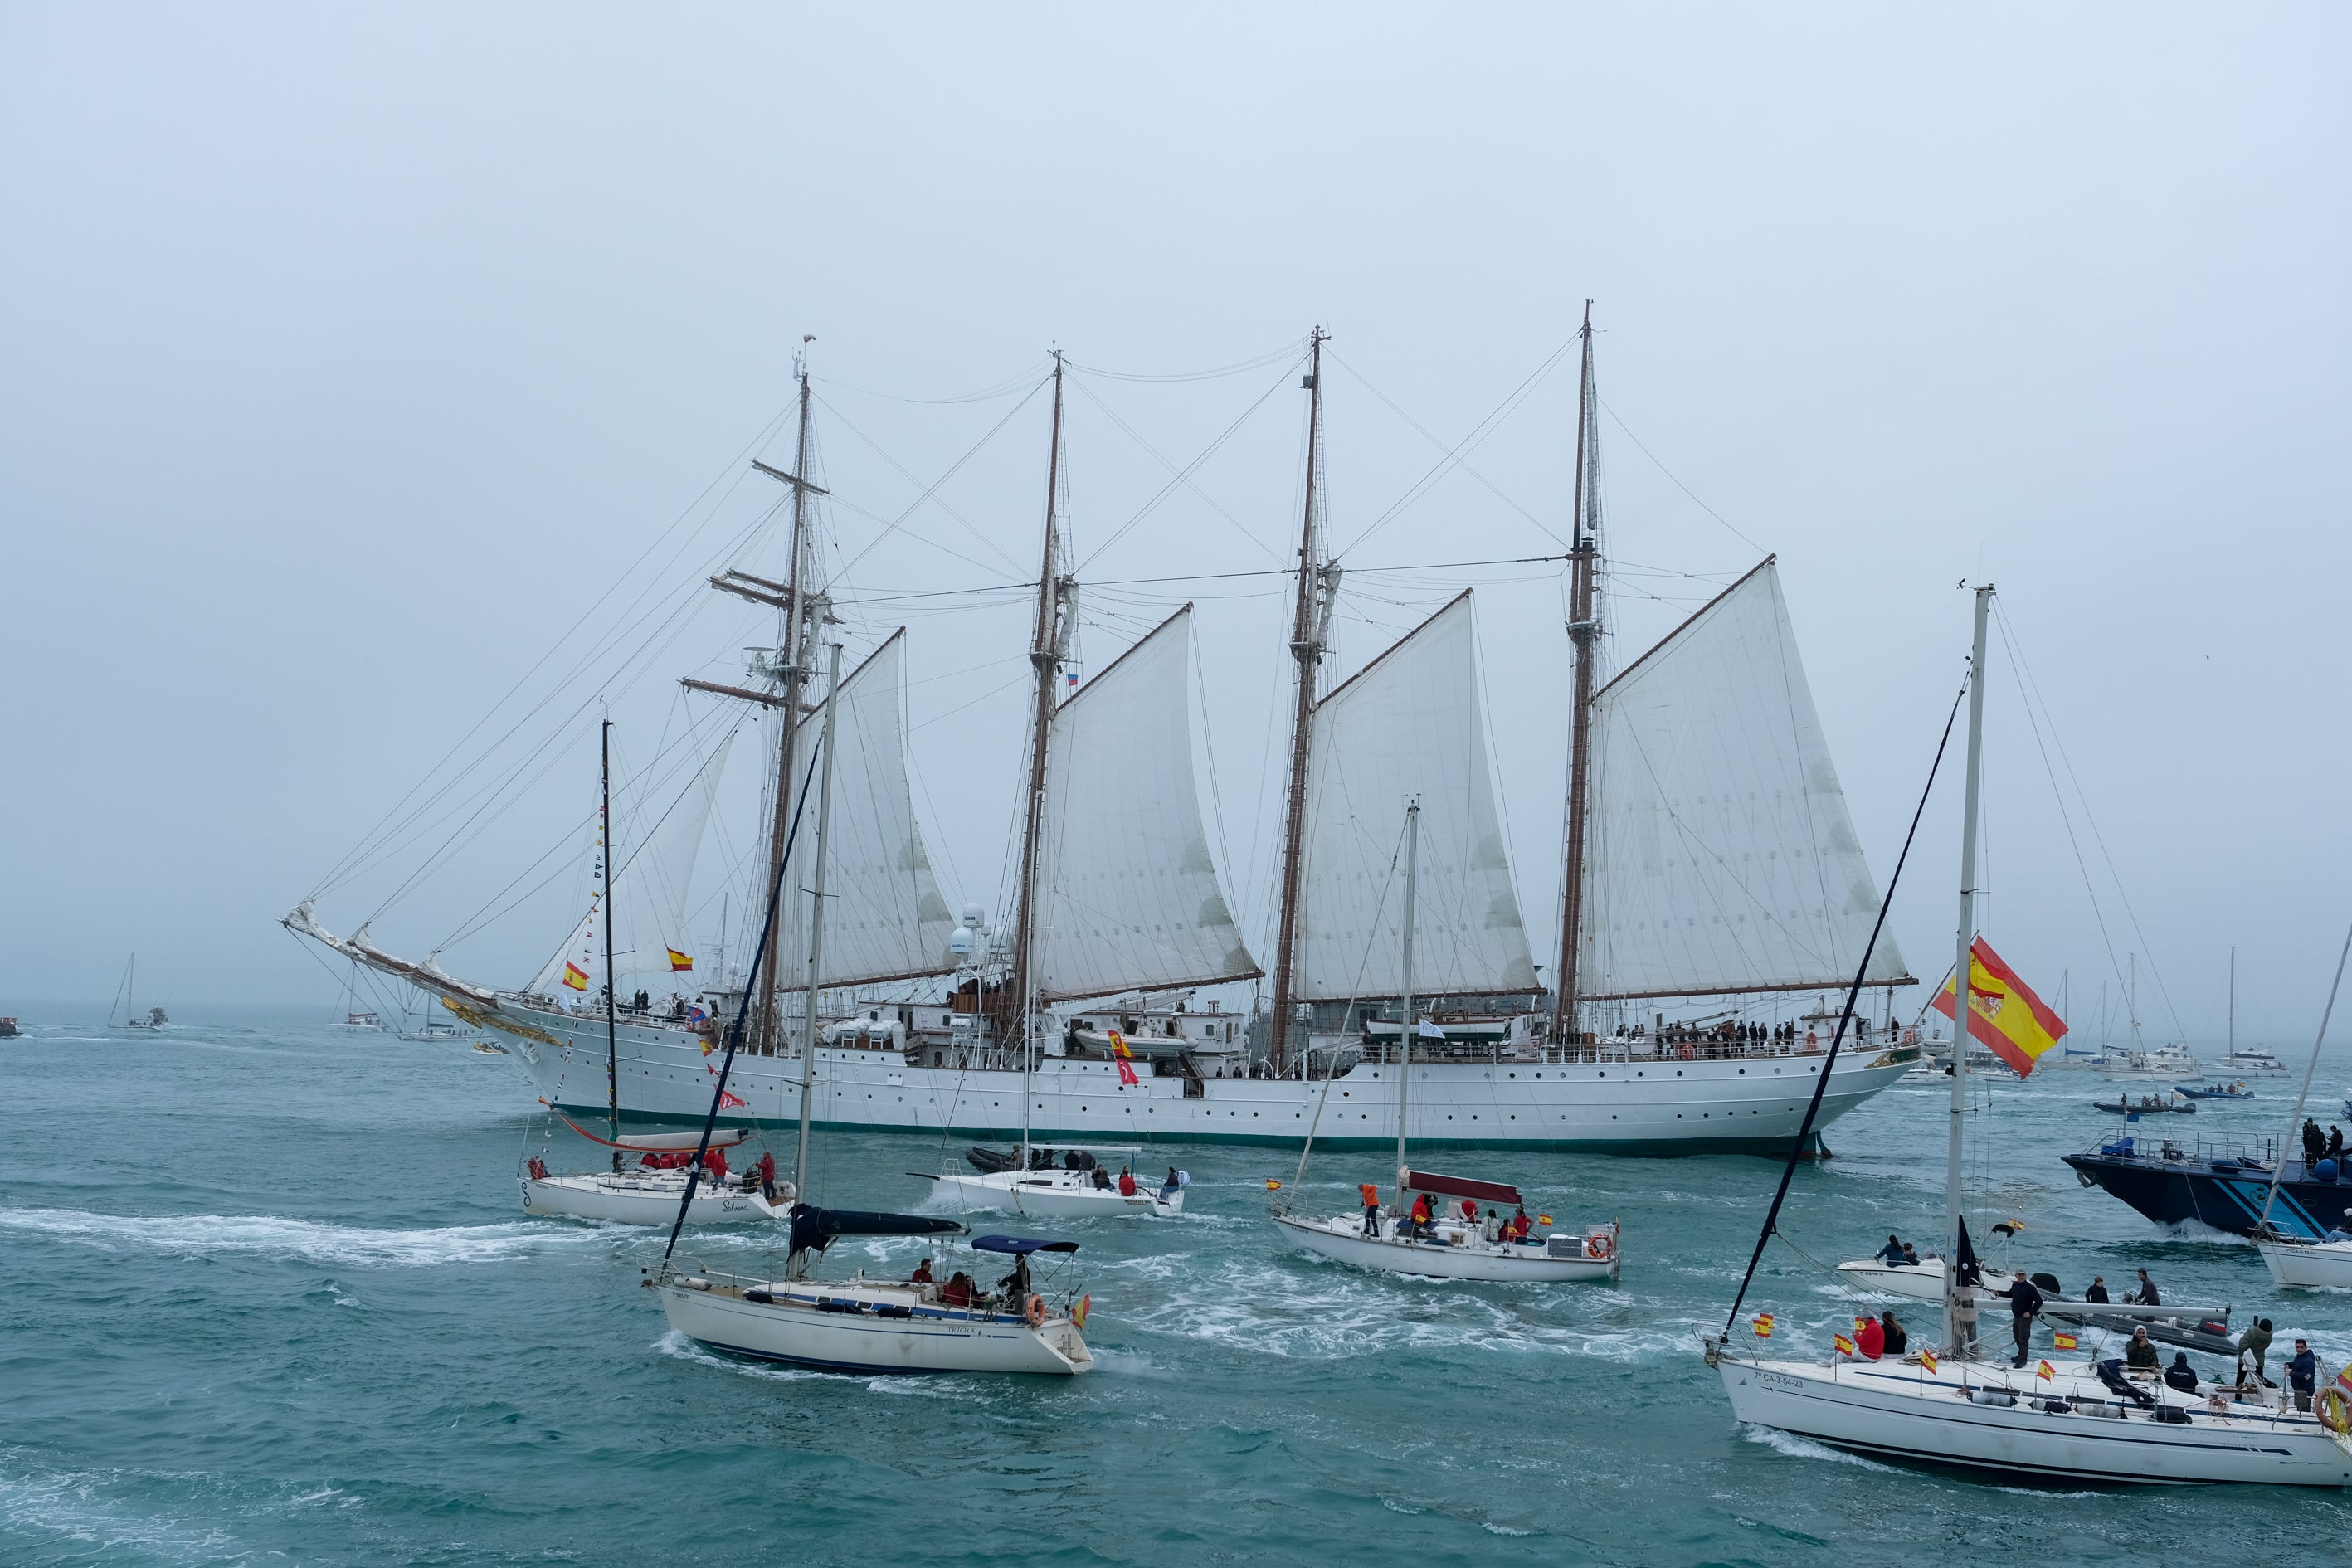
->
left=2078, top=1129, right=2282, bottom=1169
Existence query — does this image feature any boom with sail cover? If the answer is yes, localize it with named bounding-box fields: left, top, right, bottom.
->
left=773, top=630, right=957, bottom=990
left=1293, top=591, right=1539, bottom=1002
left=1577, top=558, right=1912, bottom=1001
left=1033, top=605, right=1259, bottom=1002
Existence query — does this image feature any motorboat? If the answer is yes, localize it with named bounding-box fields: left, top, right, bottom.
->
left=337, top=1010, right=387, bottom=1031
left=920, top=1145, right=1185, bottom=1219
left=1834, top=1257, right=2232, bottom=1350
left=2091, top=1093, right=2194, bottom=1115
left=2257, top=1237, right=2352, bottom=1291
left=2175, top=1081, right=2253, bottom=1101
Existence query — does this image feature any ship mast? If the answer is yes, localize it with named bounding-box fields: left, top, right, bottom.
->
left=601, top=718, right=621, bottom=1172
left=1551, top=304, right=1602, bottom=1050
left=749, top=360, right=821, bottom=1057
left=1269, top=328, right=1337, bottom=1073
left=1006, top=351, right=1072, bottom=1095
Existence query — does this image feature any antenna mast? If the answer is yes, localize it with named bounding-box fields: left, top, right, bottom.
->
left=1006, top=351, right=1072, bottom=1083
left=1269, top=328, right=1336, bottom=1073
left=1551, top=304, right=1603, bottom=1051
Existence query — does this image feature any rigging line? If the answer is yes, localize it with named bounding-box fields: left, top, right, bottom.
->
left=1325, top=344, right=1574, bottom=552
left=1993, top=602, right=2191, bottom=1046
left=813, top=358, right=1054, bottom=406
left=825, top=491, right=1029, bottom=582
left=1071, top=356, right=1305, bottom=575
left=1595, top=397, right=1766, bottom=554
left=1064, top=375, right=1284, bottom=566
left=831, top=373, right=1054, bottom=580
left=312, top=405, right=792, bottom=895
left=1064, top=342, right=1302, bottom=383
left=1327, top=338, right=1578, bottom=560
left=1718, top=667, right=1970, bottom=1344
left=813, top=392, right=1030, bottom=577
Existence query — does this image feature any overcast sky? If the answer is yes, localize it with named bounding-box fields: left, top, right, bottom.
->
left=5, top=7, right=2347, bottom=1047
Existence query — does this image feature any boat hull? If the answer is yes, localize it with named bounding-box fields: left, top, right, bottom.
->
left=488, top=1002, right=1915, bottom=1156
left=1272, top=1213, right=1619, bottom=1282
left=520, top=1174, right=776, bottom=1225
left=1718, top=1356, right=2351, bottom=1487
left=657, top=1280, right=1090, bottom=1375
left=2257, top=1239, right=2352, bottom=1290
left=923, top=1171, right=1181, bottom=1218
left=2064, top=1151, right=2352, bottom=1239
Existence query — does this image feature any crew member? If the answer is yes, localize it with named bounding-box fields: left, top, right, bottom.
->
left=1359, top=1183, right=1381, bottom=1237
left=1997, top=1269, right=2043, bottom=1369
left=2124, top=1326, right=2160, bottom=1371
left=2164, top=1352, right=2199, bottom=1394
left=911, top=1258, right=934, bottom=1286
left=2290, top=1338, right=2319, bottom=1412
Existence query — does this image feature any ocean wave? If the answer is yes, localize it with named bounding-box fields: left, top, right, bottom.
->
left=0, top=1461, right=250, bottom=1565
left=1737, top=1422, right=1902, bottom=1473
left=0, top=1205, right=559, bottom=1269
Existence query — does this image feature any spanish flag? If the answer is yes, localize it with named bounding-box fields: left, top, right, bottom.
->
left=2036, top=1359, right=2056, bottom=1381
left=1109, top=1029, right=1138, bottom=1087
left=1833, top=1333, right=1857, bottom=1356
left=1537, top=1214, right=1554, bottom=1227
left=1072, top=1293, right=1091, bottom=1330
left=1931, top=936, right=2068, bottom=1077
left=2053, top=1332, right=2079, bottom=1351
left=562, top=961, right=589, bottom=991
left=668, top=948, right=694, bottom=972
left=1921, top=1349, right=1938, bottom=1373
left=1752, top=1313, right=1775, bottom=1338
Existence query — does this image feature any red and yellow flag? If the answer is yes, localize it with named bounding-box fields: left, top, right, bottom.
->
left=2036, top=1359, right=2056, bottom=1381
left=2053, top=1332, right=2079, bottom=1351
left=1752, top=1313, right=1775, bottom=1338
left=667, top=948, right=694, bottom=972
left=1921, top=1349, right=1939, bottom=1373
left=1833, top=1333, right=1857, bottom=1356
left=1537, top=1214, right=1555, bottom=1227
left=1072, top=1293, right=1091, bottom=1330
left=562, top=961, right=589, bottom=991
left=1108, top=1030, right=1133, bottom=1060
left=1931, top=936, right=2068, bottom=1077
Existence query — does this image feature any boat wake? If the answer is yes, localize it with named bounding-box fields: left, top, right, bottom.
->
left=1736, top=1422, right=1903, bottom=1473
left=0, top=1205, right=558, bottom=1269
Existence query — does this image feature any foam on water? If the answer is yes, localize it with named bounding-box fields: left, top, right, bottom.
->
left=0, top=1205, right=558, bottom=1268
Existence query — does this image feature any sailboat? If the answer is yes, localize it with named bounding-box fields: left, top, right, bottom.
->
left=1712, top=584, right=2352, bottom=1487
left=650, top=631, right=1094, bottom=1375
left=110, top=956, right=168, bottom=1031
left=1272, top=801, right=1620, bottom=1282
left=2249, top=926, right=2352, bottom=1290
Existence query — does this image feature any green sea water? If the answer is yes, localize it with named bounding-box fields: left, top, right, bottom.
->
left=5, top=1007, right=2349, bottom=1566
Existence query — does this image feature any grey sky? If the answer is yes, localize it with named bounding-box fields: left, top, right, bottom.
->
left=5, top=7, right=2346, bottom=1048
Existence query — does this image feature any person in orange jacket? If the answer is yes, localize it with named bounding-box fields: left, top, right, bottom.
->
left=1359, top=1182, right=1382, bottom=1236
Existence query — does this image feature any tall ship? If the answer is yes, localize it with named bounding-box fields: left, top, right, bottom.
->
left=288, top=324, right=1916, bottom=1154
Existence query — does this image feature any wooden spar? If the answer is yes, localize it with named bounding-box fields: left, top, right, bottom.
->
left=752, top=362, right=818, bottom=1057
left=1268, top=328, right=1329, bottom=1072
left=1551, top=304, right=1600, bottom=1049
left=678, top=677, right=812, bottom=712
left=601, top=718, right=621, bottom=1172
left=1005, top=351, right=1068, bottom=1093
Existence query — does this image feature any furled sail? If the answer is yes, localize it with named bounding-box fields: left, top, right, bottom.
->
left=776, top=630, right=956, bottom=988
left=1032, top=606, right=1259, bottom=1001
left=1576, top=558, right=1911, bottom=1000
left=531, top=727, right=736, bottom=996
left=1293, top=591, right=1539, bottom=1001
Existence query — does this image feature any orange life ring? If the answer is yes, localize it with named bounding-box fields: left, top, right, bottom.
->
left=1586, top=1231, right=1614, bottom=1261
left=2319, top=1384, right=2352, bottom=1437
left=1025, top=1293, right=1047, bottom=1328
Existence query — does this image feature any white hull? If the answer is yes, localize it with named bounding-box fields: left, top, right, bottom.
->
left=924, top=1170, right=1182, bottom=1218
left=521, top=1173, right=777, bottom=1226
left=656, top=1277, right=1091, bottom=1375
left=2258, top=1239, right=2352, bottom=1290
left=1833, top=1259, right=2227, bottom=1323
left=1273, top=1212, right=1619, bottom=1282
left=486, top=1002, right=1914, bottom=1155
left=1718, top=1353, right=2351, bottom=1486
left=1834, top=1258, right=1947, bottom=1301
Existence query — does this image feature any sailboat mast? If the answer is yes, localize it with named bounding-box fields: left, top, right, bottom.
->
left=1395, top=801, right=1421, bottom=1188
left=1943, top=583, right=1994, bottom=1356
left=1269, top=328, right=1330, bottom=1074
left=755, top=363, right=818, bottom=1057
left=1551, top=303, right=1602, bottom=1051
left=602, top=718, right=621, bottom=1173
left=793, top=639, right=845, bottom=1201
left=1006, top=352, right=1069, bottom=1107
left=2228, top=946, right=2236, bottom=1059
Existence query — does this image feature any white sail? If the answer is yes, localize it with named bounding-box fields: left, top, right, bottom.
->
left=1294, top=592, right=1538, bottom=1001
left=532, top=728, right=736, bottom=996
left=1032, top=606, right=1258, bottom=1002
left=1577, top=558, right=1909, bottom=1000
left=777, top=631, right=956, bottom=989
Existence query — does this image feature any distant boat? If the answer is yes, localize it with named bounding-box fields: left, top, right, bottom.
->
left=0, top=1017, right=19, bottom=1040
left=110, top=956, right=168, bottom=1031
left=2176, top=1081, right=2253, bottom=1101
left=2091, top=1093, right=2194, bottom=1115
left=335, top=1010, right=387, bottom=1031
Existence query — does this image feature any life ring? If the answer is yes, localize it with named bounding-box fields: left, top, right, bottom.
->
left=1586, top=1231, right=1614, bottom=1261
left=2319, top=1384, right=2352, bottom=1436
left=1025, top=1293, right=1047, bottom=1328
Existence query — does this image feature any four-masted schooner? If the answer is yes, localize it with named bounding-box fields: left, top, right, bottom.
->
left=285, top=319, right=1918, bottom=1156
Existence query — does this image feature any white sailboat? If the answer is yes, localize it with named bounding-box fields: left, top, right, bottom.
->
left=110, top=956, right=168, bottom=1031
left=2252, top=925, right=2352, bottom=1291
left=1274, top=801, right=1620, bottom=1283
left=522, top=1124, right=777, bottom=1225
left=1711, top=584, right=2352, bottom=1487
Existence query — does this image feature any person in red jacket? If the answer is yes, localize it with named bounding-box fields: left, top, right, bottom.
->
left=1117, top=1167, right=1137, bottom=1197
left=1854, top=1313, right=1887, bottom=1361
left=1410, top=1191, right=1434, bottom=1236
left=757, top=1150, right=777, bottom=1200
left=1459, top=1199, right=1480, bottom=1225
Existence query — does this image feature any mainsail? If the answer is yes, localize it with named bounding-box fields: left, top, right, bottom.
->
left=775, top=630, right=956, bottom=989
left=1293, top=591, right=1538, bottom=1001
left=530, top=728, right=736, bottom=996
left=1031, top=606, right=1259, bottom=1002
left=1576, top=558, right=1911, bottom=1000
